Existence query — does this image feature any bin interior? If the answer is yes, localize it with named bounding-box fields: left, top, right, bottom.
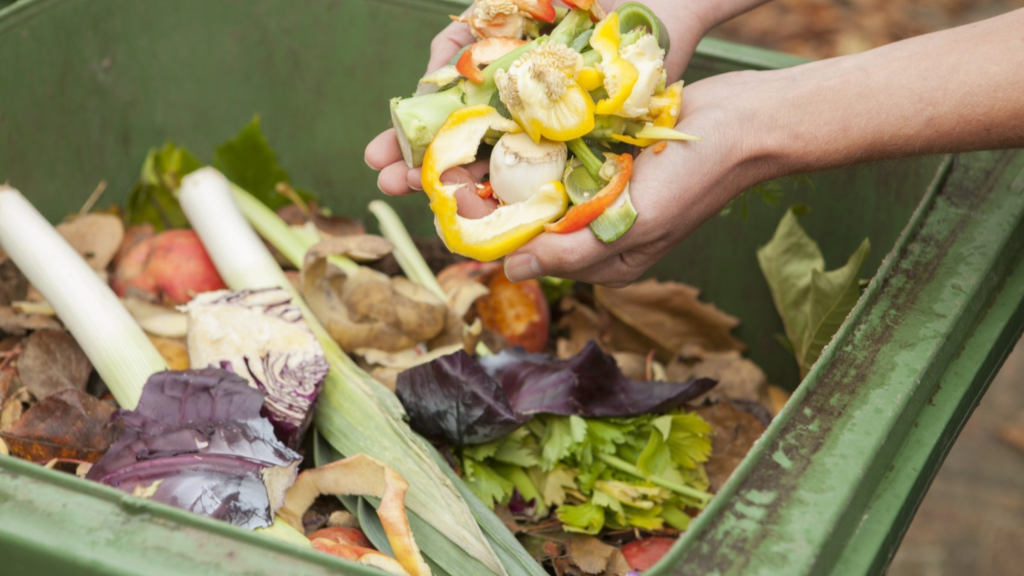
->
left=0, top=0, right=945, bottom=389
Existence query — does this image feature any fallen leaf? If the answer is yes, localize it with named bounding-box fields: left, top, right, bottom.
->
left=596, top=280, right=745, bottom=363
left=667, top=344, right=768, bottom=406
left=56, top=213, right=125, bottom=271
left=17, top=329, right=93, bottom=400
left=611, top=352, right=666, bottom=382
left=0, top=256, right=27, bottom=307
left=0, top=386, right=32, bottom=431
left=0, top=306, right=63, bottom=336
left=556, top=298, right=604, bottom=360
left=695, top=400, right=767, bottom=492
left=148, top=335, right=190, bottom=370
left=757, top=208, right=870, bottom=377
left=0, top=389, right=117, bottom=462
left=565, top=535, right=624, bottom=574
left=124, top=297, right=188, bottom=338
left=0, top=435, right=7, bottom=455
left=277, top=202, right=366, bottom=238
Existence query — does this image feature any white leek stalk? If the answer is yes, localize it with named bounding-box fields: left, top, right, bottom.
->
left=0, top=186, right=167, bottom=408
left=178, top=168, right=507, bottom=576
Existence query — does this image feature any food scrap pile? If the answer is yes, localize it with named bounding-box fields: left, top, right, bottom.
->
left=0, top=117, right=808, bottom=575
left=391, top=1, right=698, bottom=261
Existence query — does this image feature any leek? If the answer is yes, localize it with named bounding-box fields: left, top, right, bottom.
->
left=178, top=168, right=514, bottom=576
left=0, top=187, right=166, bottom=408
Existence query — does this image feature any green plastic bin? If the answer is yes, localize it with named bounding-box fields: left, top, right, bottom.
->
left=1, top=1, right=1023, bottom=574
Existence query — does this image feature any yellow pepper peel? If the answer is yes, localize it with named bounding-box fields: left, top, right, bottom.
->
left=421, top=105, right=569, bottom=262
left=590, top=12, right=639, bottom=116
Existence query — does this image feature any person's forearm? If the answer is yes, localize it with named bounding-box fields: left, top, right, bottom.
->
left=634, top=0, right=774, bottom=80
left=750, top=9, right=1024, bottom=178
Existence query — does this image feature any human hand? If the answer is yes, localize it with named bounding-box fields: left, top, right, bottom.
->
left=364, top=1, right=713, bottom=197
left=503, top=70, right=780, bottom=286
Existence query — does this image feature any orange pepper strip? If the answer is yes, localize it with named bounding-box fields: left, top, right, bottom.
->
left=544, top=153, right=633, bottom=234
left=476, top=181, right=494, bottom=199
left=456, top=38, right=529, bottom=84
left=561, top=0, right=593, bottom=8
left=653, top=141, right=668, bottom=154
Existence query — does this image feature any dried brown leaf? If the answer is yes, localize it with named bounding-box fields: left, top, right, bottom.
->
left=667, top=344, right=768, bottom=405
left=596, top=280, right=745, bottom=363
left=0, top=306, right=63, bottom=336
left=18, top=329, right=93, bottom=400
left=276, top=202, right=366, bottom=238
left=565, top=535, right=621, bottom=574
left=1, top=389, right=117, bottom=463
left=695, top=400, right=767, bottom=492
left=556, top=298, right=604, bottom=360
left=0, top=257, right=28, bottom=307
left=57, top=213, right=125, bottom=271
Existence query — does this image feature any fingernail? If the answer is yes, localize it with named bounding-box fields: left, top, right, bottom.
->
left=504, top=254, right=542, bottom=282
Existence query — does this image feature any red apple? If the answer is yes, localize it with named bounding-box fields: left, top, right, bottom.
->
left=112, top=229, right=227, bottom=305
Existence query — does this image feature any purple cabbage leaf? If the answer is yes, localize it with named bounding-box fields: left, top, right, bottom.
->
left=396, top=341, right=716, bottom=446
left=183, top=288, right=330, bottom=449
left=87, top=368, right=302, bottom=530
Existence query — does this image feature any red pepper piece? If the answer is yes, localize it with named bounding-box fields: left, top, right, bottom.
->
left=544, top=153, right=633, bottom=234
left=561, top=0, right=593, bottom=9
left=514, top=0, right=557, bottom=23
left=456, top=38, right=529, bottom=84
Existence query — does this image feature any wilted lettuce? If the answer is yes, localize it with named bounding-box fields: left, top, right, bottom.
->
left=396, top=341, right=716, bottom=446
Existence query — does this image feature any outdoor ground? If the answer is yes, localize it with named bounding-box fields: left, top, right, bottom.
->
left=710, top=2, right=1024, bottom=574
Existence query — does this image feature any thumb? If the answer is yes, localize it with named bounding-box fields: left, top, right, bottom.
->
left=426, top=16, right=477, bottom=74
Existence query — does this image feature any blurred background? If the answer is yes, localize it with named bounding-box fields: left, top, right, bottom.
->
left=711, top=2, right=1024, bottom=575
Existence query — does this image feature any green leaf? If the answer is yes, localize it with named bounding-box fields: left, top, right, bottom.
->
left=463, top=441, right=501, bottom=461
left=528, top=465, right=578, bottom=507
left=214, top=116, right=294, bottom=210
left=666, top=414, right=712, bottom=469
left=538, top=416, right=587, bottom=471
left=464, top=458, right=515, bottom=509
left=636, top=429, right=673, bottom=477
left=492, top=429, right=540, bottom=468
left=757, top=207, right=870, bottom=377
left=124, top=142, right=202, bottom=230
left=661, top=503, right=692, bottom=531
left=557, top=501, right=605, bottom=534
